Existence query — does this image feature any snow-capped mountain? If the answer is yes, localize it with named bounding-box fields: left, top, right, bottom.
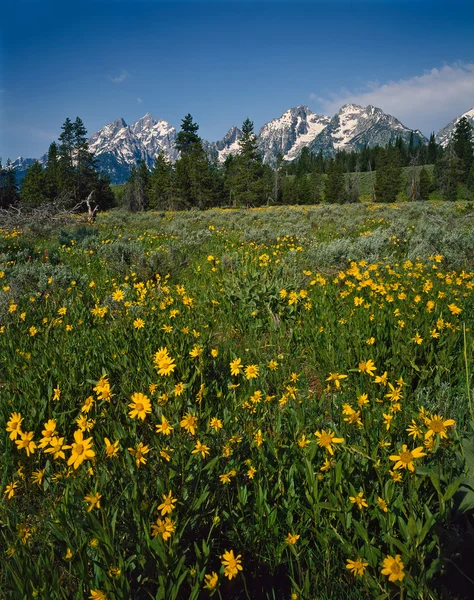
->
left=87, top=114, right=178, bottom=182
left=257, top=106, right=331, bottom=164
left=435, top=108, right=474, bottom=147
left=12, top=104, right=437, bottom=184
left=309, top=104, right=427, bottom=155
left=203, top=125, right=243, bottom=162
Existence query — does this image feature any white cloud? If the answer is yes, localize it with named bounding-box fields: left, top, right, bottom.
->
left=109, top=70, right=129, bottom=84
left=137, top=97, right=143, bottom=104
left=311, top=63, right=474, bottom=134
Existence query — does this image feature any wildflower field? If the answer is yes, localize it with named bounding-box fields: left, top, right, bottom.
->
left=2, top=201, right=474, bottom=600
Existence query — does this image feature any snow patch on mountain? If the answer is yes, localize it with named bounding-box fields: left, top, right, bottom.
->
left=258, top=106, right=331, bottom=164
left=435, top=107, right=474, bottom=147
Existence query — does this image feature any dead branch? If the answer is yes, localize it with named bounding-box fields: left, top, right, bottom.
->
left=0, top=192, right=99, bottom=230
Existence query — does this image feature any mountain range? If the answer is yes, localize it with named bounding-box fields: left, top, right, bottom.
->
left=11, top=104, right=474, bottom=184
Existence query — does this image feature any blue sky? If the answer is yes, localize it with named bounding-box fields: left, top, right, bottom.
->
left=1, top=0, right=474, bottom=160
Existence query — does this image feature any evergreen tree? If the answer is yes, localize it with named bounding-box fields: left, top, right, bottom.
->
left=295, top=173, right=312, bottom=204
left=310, top=168, right=322, bottom=204
left=58, top=117, right=76, bottom=194
left=174, top=114, right=213, bottom=209
left=427, top=133, right=438, bottom=164
left=44, top=142, right=60, bottom=199
left=0, top=159, right=20, bottom=208
left=148, top=151, right=174, bottom=210
left=125, top=161, right=150, bottom=212
left=375, top=147, right=402, bottom=203
left=272, top=153, right=284, bottom=205
left=21, top=161, right=48, bottom=207
left=419, top=167, right=431, bottom=201
left=467, top=163, right=474, bottom=196
left=280, top=176, right=296, bottom=205
left=451, top=117, right=473, bottom=181
left=175, top=114, right=200, bottom=155
left=324, top=158, right=346, bottom=203
left=345, top=171, right=360, bottom=203
left=73, top=116, right=98, bottom=201
left=229, top=118, right=265, bottom=206
left=439, top=147, right=463, bottom=202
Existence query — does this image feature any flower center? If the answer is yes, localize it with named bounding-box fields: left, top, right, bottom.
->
left=319, top=434, right=332, bottom=446
left=135, top=403, right=144, bottom=412
left=391, top=562, right=401, bottom=574
left=400, top=451, right=413, bottom=464
left=76, top=444, right=84, bottom=454
left=430, top=419, right=444, bottom=432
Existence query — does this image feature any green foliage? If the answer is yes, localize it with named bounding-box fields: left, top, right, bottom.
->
left=375, top=147, right=402, bottom=203
left=1, top=202, right=474, bottom=599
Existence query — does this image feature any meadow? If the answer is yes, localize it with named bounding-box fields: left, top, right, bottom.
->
left=1, top=201, right=474, bottom=600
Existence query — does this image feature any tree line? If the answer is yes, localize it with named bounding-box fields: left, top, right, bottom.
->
left=123, top=114, right=474, bottom=208
left=0, top=117, right=114, bottom=211
left=1, top=114, right=473, bottom=212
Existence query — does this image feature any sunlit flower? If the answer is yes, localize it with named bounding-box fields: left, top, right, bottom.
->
left=128, top=392, right=152, bottom=420
left=209, top=417, right=223, bottom=431
left=389, top=444, right=426, bottom=471
left=192, top=440, right=210, bottom=459
left=349, top=492, right=368, bottom=510
left=4, top=482, right=18, bottom=500
left=358, top=360, right=376, bottom=376
left=221, top=549, right=243, bottom=580
left=377, top=497, right=388, bottom=512
left=204, top=571, right=219, bottom=591
left=254, top=429, right=264, bottom=447
left=84, top=492, right=102, bottom=512
left=425, top=415, right=455, bottom=439
left=158, top=491, right=177, bottom=516
left=314, top=429, right=344, bottom=455
left=381, top=555, right=405, bottom=582
left=6, top=412, right=23, bottom=440
left=151, top=517, right=175, bottom=541
left=346, top=557, right=368, bottom=577
left=325, top=372, right=348, bottom=389
left=285, top=533, right=300, bottom=545
left=68, top=430, right=95, bottom=469
left=244, top=364, right=259, bottom=380
left=128, top=442, right=149, bottom=468
left=180, top=412, right=198, bottom=435
left=45, top=436, right=71, bottom=460
left=15, top=430, right=37, bottom=457
left=156, top=415, right=173, bottom=435
left=448, top=303, right=462, bottom=315
left=104, top=438, right=120, bottom=458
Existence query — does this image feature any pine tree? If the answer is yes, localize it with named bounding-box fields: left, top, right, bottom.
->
left=21, top=161, right=48, bottom=207
left=0, top=159, right=20, bottom=208
left=230, top=118, right=265, bottom=206
left=451, top=117, right=473, bottom=181
left=427, top=133, right=438, bottom=164
left=148, top=151, right=174, bottom=210
left=295, top=173, right=312, bottom=204
left=125, top=161, right=150, bottom=212
left=44, top=142, right=60, bottom=199
left=174, top=114, right=213, bottom=209
left=324, top=158, right=345, bottom=203
left=375, top=147, right=402, bottom=203
left=467, top=163, right=474, bottom=196
left=438, top=147, right=463, bottom=201
left=310, top=168, right=322, bottom=204
left=419, top=167, right=431, bottom=201
left=58, top=117, right=76, bottom=194
left=175, top=114, right=200, bottom=155
left=73, top=116, right=98, bottom=201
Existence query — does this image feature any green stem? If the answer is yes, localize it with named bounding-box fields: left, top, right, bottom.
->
left=463, top=323, right=473, bottom=421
